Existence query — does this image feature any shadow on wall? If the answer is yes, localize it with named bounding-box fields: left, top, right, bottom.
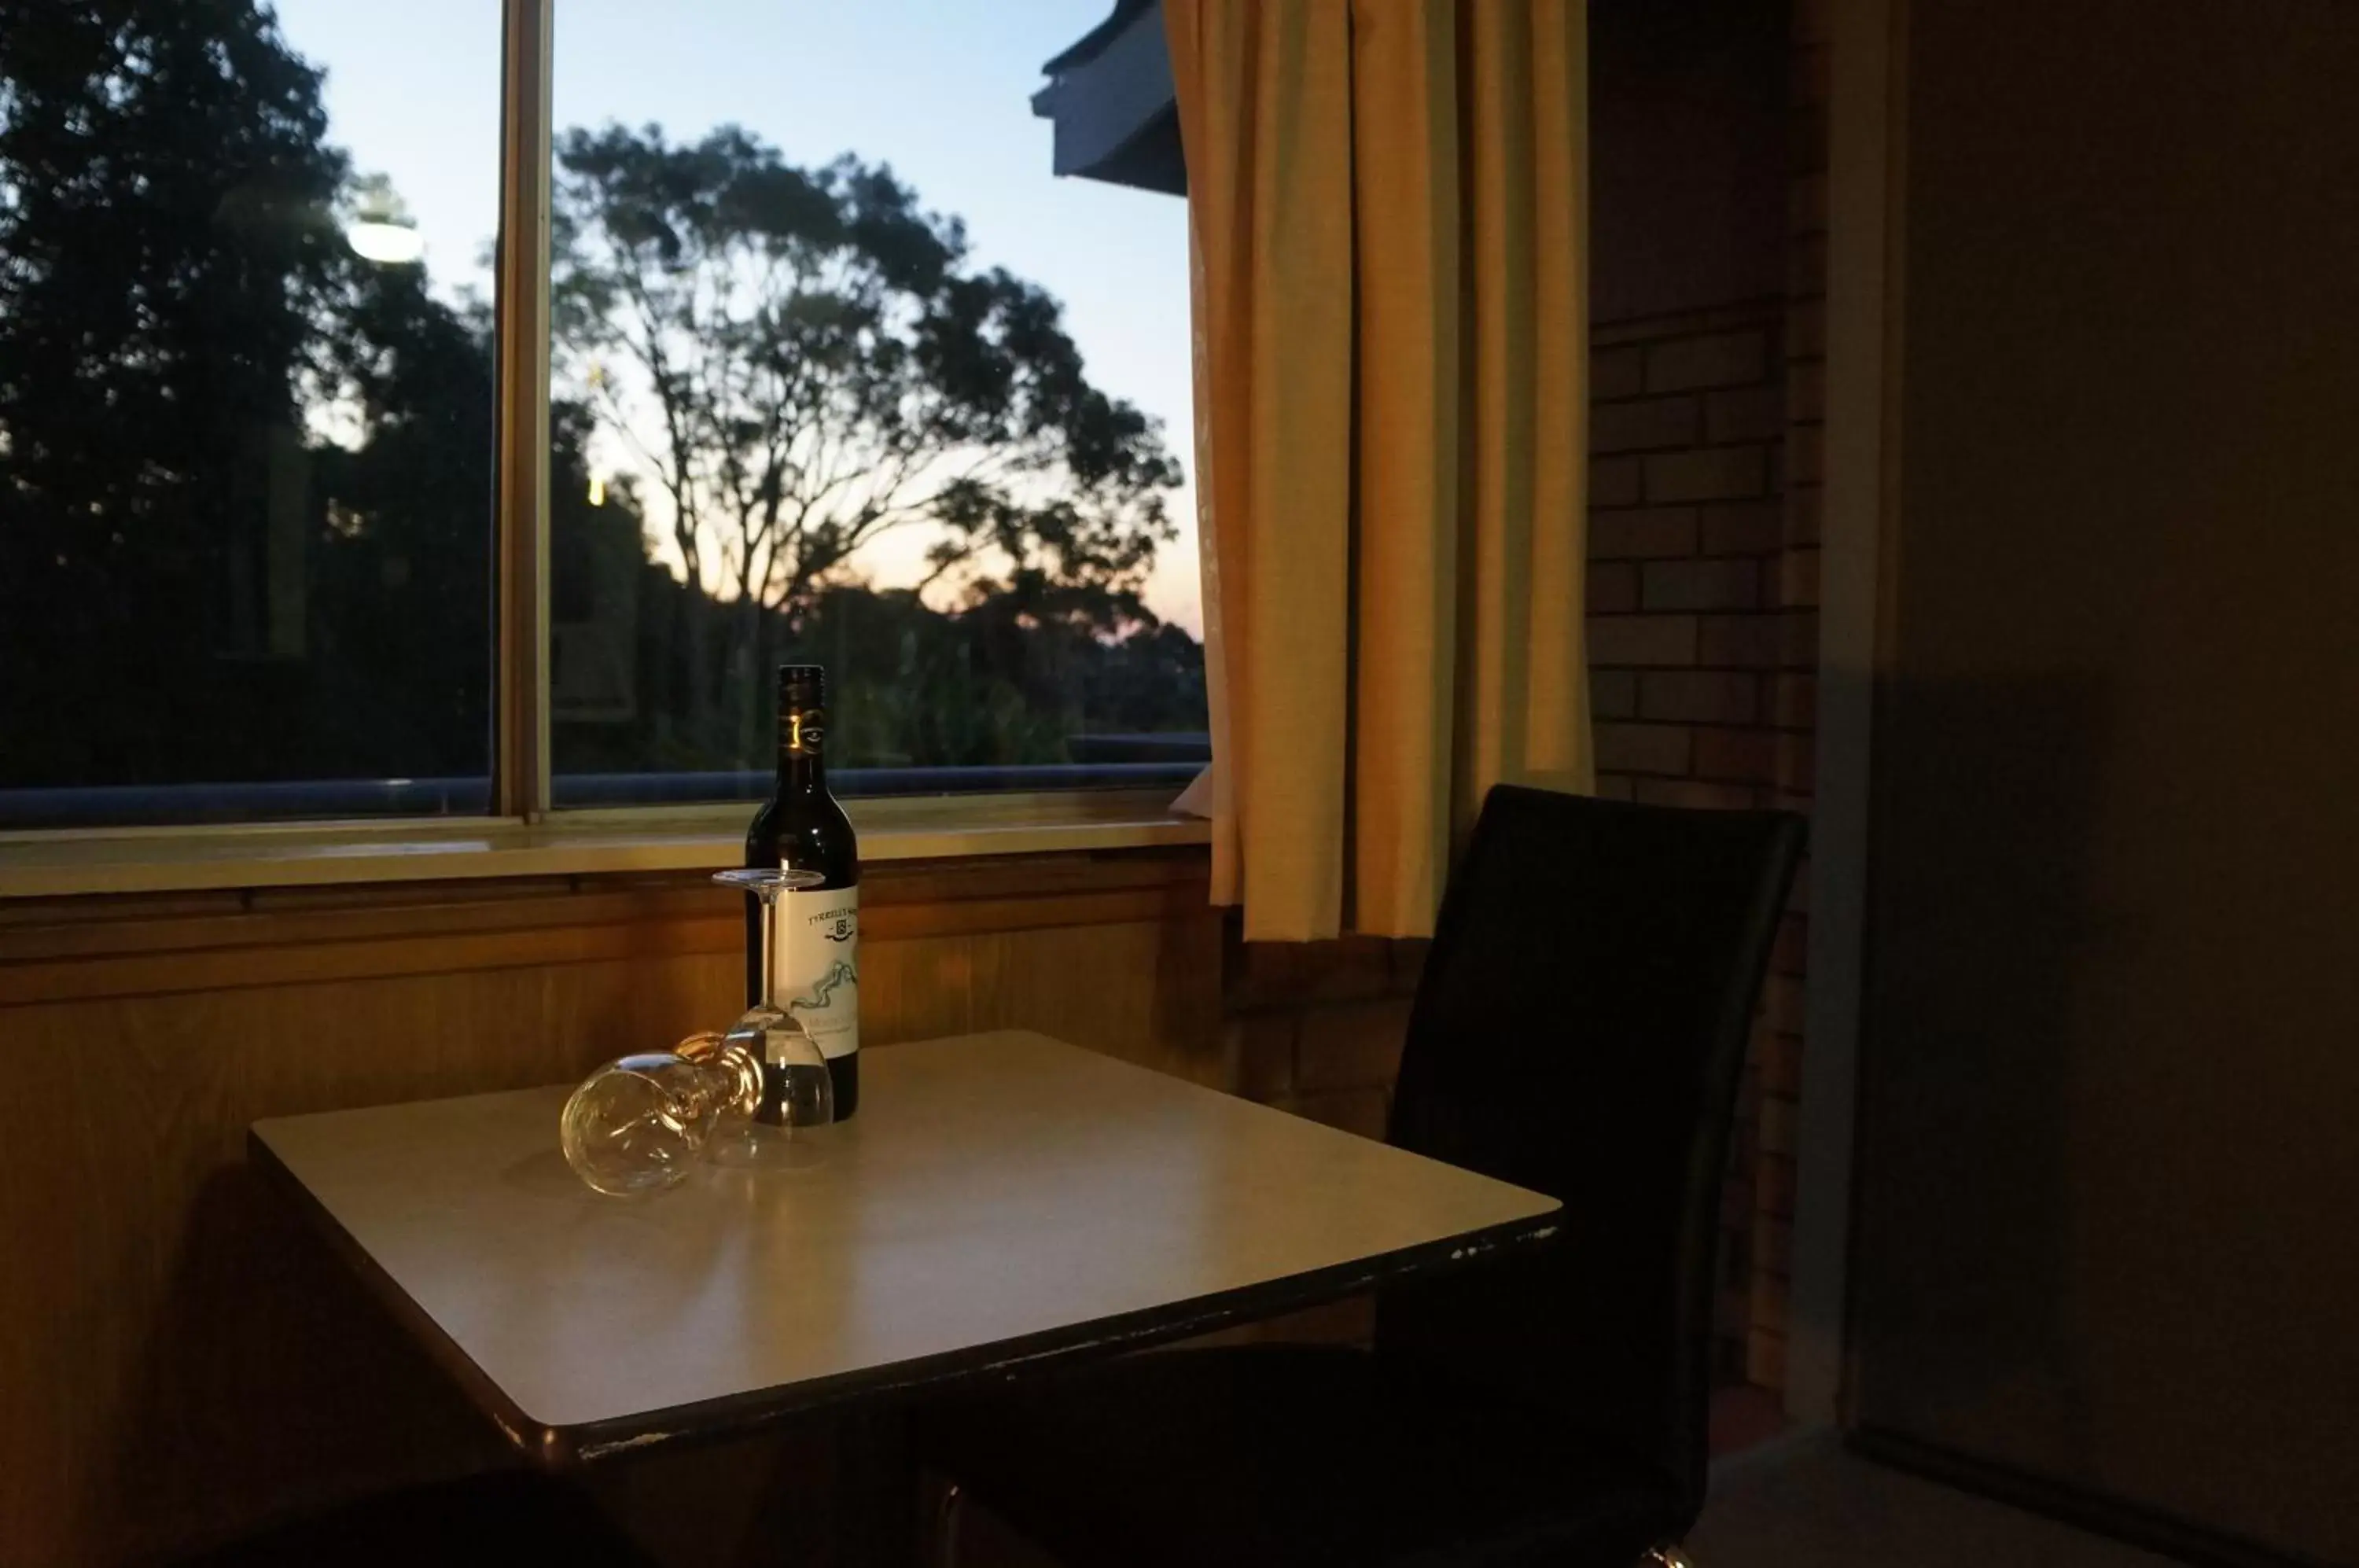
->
left=1850, top=674, right=2114, bottom=1467
left=100, top=1164, right=506, bottom=1559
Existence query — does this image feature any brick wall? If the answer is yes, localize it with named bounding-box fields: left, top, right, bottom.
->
left=1584, top=296, right=1788, bottom=1388
left=1227, top=933, right=1420, bottom=1143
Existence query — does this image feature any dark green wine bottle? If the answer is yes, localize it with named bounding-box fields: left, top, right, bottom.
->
left=744, top=664, right=861, bottom=1117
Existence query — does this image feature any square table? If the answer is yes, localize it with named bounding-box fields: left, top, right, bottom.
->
left=252, top=1030, right=1561, bottom=1467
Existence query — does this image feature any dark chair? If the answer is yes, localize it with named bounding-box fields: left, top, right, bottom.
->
left=916, top=785, right=1805, bottom=1568
left=171, top=1471, right=658, bottom=1567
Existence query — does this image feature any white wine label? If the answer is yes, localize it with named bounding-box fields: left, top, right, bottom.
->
left=771, top=885, right=859, bottom=1059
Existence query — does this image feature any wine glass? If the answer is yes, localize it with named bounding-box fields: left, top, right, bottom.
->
left=558, top=1030, right=762, bottom=1197
left=708, top=867, right=836, bottom=1163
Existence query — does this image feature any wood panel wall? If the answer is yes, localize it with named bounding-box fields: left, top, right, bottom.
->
left=0, top=849, right=1220, bottom=1567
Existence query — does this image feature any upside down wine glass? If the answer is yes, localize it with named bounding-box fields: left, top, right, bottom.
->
left=708, top=866, right=837, bottom=1159
left=558, top=868, right=834, bottom=1195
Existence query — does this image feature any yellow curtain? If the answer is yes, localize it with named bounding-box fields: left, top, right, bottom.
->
left=1168, top=0, right=1592, bottom=942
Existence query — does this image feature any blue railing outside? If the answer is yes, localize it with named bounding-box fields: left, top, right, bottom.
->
left=0, top=736, right=1209, bottom=830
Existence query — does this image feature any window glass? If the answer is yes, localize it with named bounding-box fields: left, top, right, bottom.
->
left=546, top=1, right=1207, bottom=804
left=0, top=1, right=498, bottom=826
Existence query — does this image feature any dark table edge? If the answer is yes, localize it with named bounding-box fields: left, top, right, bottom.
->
left=249, top=1121, right=1560, bottom=1470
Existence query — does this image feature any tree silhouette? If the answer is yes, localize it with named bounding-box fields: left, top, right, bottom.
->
left=550, top=123, right=1183, bottom=752
left=0, top=0, right=352, bottom=787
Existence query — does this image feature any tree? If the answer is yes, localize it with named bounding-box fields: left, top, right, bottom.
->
left=0, top=0, right=350, bottom=786
left=549, top=123, right=1183, bottom=755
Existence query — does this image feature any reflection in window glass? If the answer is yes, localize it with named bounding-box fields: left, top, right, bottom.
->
left=547, top=1, right=1208, bottom=803
left=0, top=1, right=498, bottom=826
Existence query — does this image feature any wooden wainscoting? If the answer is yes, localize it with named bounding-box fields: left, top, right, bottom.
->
left=0, top=848, right=1218, bottom=1568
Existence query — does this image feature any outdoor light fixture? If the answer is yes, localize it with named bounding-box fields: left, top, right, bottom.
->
left=344, top=219, right=425, bottom=265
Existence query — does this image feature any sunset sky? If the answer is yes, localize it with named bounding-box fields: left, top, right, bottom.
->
left=271, top=0, right=1203, bottom=633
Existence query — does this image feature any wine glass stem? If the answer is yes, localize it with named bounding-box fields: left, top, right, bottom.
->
left=756, top=885, right=786, bottom=1015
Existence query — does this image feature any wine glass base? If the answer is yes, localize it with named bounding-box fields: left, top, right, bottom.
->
left=708, top=1121, right=830, bottom=1171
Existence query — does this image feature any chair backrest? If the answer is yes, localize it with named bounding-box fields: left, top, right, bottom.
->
left=1376, top=785, right=1804, bottom=1522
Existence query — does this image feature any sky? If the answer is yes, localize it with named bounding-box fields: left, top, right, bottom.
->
left=270, top=0, right=1202, bottom=634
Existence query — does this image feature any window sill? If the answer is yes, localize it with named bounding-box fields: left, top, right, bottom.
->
left=0, top=790, right=1209, bottom=901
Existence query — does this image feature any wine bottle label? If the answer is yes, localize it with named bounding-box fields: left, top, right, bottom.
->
left=771, top=886, right=859, bottom=1060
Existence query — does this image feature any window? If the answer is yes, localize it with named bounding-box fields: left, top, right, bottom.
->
left=0, top=0, right=1205, bottom=830
left=0, top=1, right=498, bottom=826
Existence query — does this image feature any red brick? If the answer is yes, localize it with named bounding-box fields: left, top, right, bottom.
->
left=1296, top=999, right=1411, bottom=1091
left=1706, top=385, right=1786, bottom=445
left=1750, top=1276, right=1790, bottom=1336
left=1772, top=913, right=1809, bottom=975
left=1772, top=673, right=1816, bottom=734
left=1698, top=613, right=1783, bottom=668
left=1640, top=671, right=1757, bottom=724
left=1594, top=721, right=1691, bottom=776
left=1590, top=668, right=1637, bottom=720
left=1777, top=732, right=1817, bottom=792
left=1636, top=778, right=1757, bottom=812
left=1788, top=171, right=1829, bottom=237
left=1788, top=233, right=1828, bottom=298
left=1757, top=1154, right=1796, bottom=1218
left=1761, top=1030, right=1804, bottom=1096
left=1592, top=771, right=1636, bottom=801
left=1645, top=330, right=1768, bottom=392
left=1591, top=343, right=1647, bottom=400
left=1387, top=939, right=1430, bottom=996
left=1643, top=558, right=1758, bottom=611
left=1787, top=300, right=1826, bottom=361
left=1794, top=0, right=1832, bottom=43
left=1780, top=609, right=1820, bottom=669
left=1589, top=455, right=1643, bottom=508
left=1787, top=426, right=1823, bottom=486
left=1790, top=103, right=1830, bottom=180
left=1752, top=1213, right=1794, bottom=1279
left=1229, top=1013, right=1297, bottom=1100
left=1591, top=395, right=1702, bottom=454
left=1790, top=42, right=1831, bottom=105
left=1587, top=613, right=1697, bottom=667
left=1746, top=1328, right=1789, bottom=1389
left=1586, top=562, right=1638, bottom=614
left=1646, top=446, right=1769, bottom=504
left=1778, top=547, right=1822, bottom=609
left=1787, top=362, right=1826, bottom=423
left=1588, top=506, right=1698, bottom=560
left=1783, top=483, right=1822, bottom=547
left=1695, top=727, right=1778, bottom=783
left=1231, top=935, right=1393, bottom=1008
left=1761, top=974, right=1807, bottom=1034
left=1699, top=502, right=1783, bottom=557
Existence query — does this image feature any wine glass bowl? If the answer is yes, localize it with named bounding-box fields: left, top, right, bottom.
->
left=559, top=1051, right=736, bottom=1197
left=712, top=867, right=836, bottom=1153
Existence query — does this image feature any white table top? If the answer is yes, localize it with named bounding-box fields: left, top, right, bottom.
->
left=251, top=1030, right=1560, bottom=1465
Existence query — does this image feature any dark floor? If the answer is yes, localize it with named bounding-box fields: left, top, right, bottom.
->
left=1688, top=1432, right=2178, bottom=1568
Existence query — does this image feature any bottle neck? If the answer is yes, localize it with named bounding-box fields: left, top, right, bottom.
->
left=776, top=749, right=827, bottom=797
left=776, top=705, right=828, bottom=797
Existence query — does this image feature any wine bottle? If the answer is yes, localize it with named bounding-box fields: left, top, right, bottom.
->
left=744, top=664, right=861, bottom=1117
